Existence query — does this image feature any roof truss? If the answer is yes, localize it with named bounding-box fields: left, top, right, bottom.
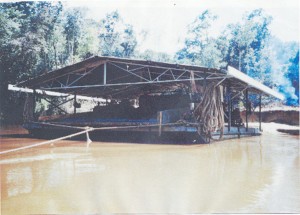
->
left=15, top=56, right=284, bottom=100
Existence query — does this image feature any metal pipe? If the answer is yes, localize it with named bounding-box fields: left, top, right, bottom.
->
left=158, top=111, right=163, bottom=137
left=33, top=89, right=36, bottom=120
left=103, top=63, right=107, bottom=85
left=231, top=86, right=249, bottom=100
left=107, top=60, right=219, bottom=74
left=67, top=65, right=101, bottom=87
left=204, top=72, right=207, bottom=91
left=259, top=94, right=262, bottom=131
left=228, top=85, right=231, bottom=132
left=74, top=93, right=77, bottom=114
left=109, top=62, right=150, bottom=82
left=153, top=69, right=170, bottom=81
left=245, top=89, right=248, bottom=132
left=43, top=98, right=68, bottom=115
left=41, top=76, right=226, bottom=90
left=26, top=60, right=106, bottom=88
left=215, top=77, right=227, bottom=87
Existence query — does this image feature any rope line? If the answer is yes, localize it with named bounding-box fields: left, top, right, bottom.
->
left=0, top=122, right=185, bottom=155
left=30, top=121, right=184, bottom=131
left=35, top=121, right=86, bottom=130
left=93, top=122, right=183, bottom=131
left=0, top=128, right=94, bottom=155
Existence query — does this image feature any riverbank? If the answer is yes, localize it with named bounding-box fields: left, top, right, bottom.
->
left=248, top=122, right=300, bottom=135
left=240, top=109, right=299, bottom=126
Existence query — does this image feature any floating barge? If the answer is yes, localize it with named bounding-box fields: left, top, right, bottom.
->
left=12, top=56, right=284, bottom=143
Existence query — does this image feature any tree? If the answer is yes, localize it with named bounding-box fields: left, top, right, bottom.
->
left=137, top=49, right=173, bottom=62
left=0, top=2, right=64, bottom=124
left=225, top=9, right=272, bottom=81
left=64, top=8, right=83, bottom=64
left=77, top=19, right=99, bottom=59
left=50, top=20, right=67, bottom=68
left=285, top=51, right=299, bottom=105
left=98, top=10, right=137, bottom=58
left=0, top=3, right=26, bottom=123
left=265, top=37, right=299, bottom=105
left=63, top=8, right=99, bottom=64
left=176, top=10, right=227, bottom=68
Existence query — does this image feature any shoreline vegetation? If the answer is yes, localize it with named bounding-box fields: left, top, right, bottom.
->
left=242, top=109, right=299, bottom=126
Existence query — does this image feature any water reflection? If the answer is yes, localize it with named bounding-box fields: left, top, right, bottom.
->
left=6, top=166, right=32, bottom=197
left=0, top=123, right=299, bottom=214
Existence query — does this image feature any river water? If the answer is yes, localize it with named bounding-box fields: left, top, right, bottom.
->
left=0, top=123, right=299, bottom=214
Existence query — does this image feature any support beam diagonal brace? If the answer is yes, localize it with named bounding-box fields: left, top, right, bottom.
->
left=231, top=86, right=249, bottom=100
left=67, top=65, right=102, bottom=87
left=43, top=98, right=68, bottom=115
left=108, top=62, right=150, bottom=82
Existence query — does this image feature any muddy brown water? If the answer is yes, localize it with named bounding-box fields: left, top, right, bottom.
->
left=0, top=123, right=299, bottom=214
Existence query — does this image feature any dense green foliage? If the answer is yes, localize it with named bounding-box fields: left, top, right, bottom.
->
left=0, top=2, right=137, bottom=124
left=0, top=2, right=299, bottom=124
left=285, top=51, right=299, bottom=105
left=176, top=9, right=299, bottom=107
left=98, top=11, right=137, bottom=57
left=176, top=10, right=226, bottom=68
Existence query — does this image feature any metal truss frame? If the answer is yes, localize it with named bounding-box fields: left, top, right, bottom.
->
left=39, top=60, right=227, bottom=95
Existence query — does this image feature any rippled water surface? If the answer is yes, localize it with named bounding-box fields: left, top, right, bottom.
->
left=1, top=123, right=299, bottom=214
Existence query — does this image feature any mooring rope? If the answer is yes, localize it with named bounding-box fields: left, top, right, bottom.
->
left=35, top=121, right=86, bottom=130
left=0, top=128, right=94, bottom=155
left=32, top=121, right=183, bottom=131
left=0, top=122, right=183, bottom=155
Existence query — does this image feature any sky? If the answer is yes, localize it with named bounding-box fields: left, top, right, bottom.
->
left=4, top=0, right=299, bottom=54
left=64, top=0, right=299, bottom=54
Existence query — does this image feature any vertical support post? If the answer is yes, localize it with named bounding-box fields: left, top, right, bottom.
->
left=204, top=72, right=207, bottom=91
left=103, top=62, right=107, bottom=85
left=259, top=94, right=262, bottom=132
left=245, top=89, right=249, bottom=132
left=227, top=85, right=231, bottom=132
left=33, top=88, right=36, bottom=121
left=74, top=93, right=77, bottom=114
left=158, top=111, right=162, bottom=137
